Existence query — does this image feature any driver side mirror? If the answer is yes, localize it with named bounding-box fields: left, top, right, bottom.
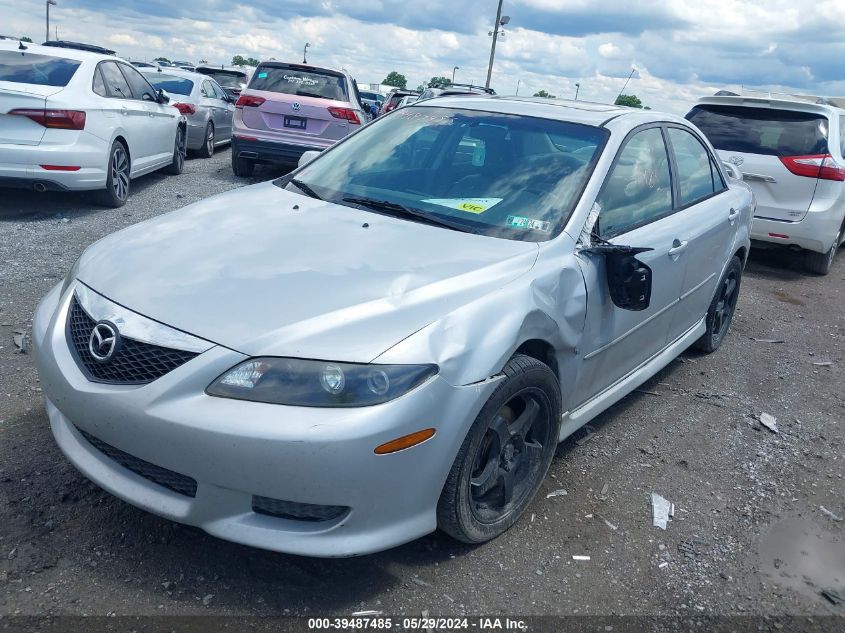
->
left=156, top=88, right=170, bottom=104
left=583, top=244, right=653, bottom=311
left=722, top=162, right=742, bottom=180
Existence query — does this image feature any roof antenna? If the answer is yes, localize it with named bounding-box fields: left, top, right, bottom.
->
left=19, top=40, right=28, bottom=50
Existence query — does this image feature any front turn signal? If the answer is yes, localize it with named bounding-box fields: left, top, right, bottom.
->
left=374, top=429, right=436, bottom=455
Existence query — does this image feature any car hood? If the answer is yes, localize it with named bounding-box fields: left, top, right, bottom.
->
left=77, top=182, right=539, bottom=361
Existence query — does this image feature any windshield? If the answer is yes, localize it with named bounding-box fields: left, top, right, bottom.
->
left=0, top=51, right=81, bottom=87
left=145, top=73, right=194, bottom=96
left=249, top=64, right=348, bottom=101
left=277, top=106, right=607, bottom=241
left=202, top=70, right=246, bottom=89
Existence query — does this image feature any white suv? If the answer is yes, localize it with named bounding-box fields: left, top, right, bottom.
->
left=687, top=94, right=845, bottom=274
left=0, top=41, right=187, bottom=207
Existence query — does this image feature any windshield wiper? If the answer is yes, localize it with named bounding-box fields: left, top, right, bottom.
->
left=289, top=178, right=322, bottom=200
left=342, top=197, right=473, bottom=233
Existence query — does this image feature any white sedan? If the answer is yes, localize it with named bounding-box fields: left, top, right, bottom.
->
left=0, top=40, right=186, bottom=207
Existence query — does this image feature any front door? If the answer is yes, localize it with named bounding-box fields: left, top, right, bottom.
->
left=574, top=126, right=689, bottom=405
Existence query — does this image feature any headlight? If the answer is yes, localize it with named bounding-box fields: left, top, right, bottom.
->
left=206, top=358, right=438, bottom=407
left=60, top=255, right=82, bottom=296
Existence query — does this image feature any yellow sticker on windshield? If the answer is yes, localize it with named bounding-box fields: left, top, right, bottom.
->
left=422, top=198, right=503, bottom=214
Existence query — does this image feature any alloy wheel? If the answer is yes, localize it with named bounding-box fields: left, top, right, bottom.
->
left=469, top=390, right=552, bottom=523
left=712, top=268, right=739, bottom=338
left=111, top=146, right=129, bottom=201
left=176, top=127, right=187, bottom=170
left=206, top=126, right=214, bottom=155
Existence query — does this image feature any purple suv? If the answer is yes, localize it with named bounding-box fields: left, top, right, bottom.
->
left=231, top=62, right=367, bottom=176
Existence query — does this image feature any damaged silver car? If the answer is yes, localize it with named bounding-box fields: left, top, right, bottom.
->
left=32, top=96, right=753, bottom=556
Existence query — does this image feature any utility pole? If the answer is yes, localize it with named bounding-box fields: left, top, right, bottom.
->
left=302, top=42, right=310, bottom=64
left=574, top=82, right=580, bottom=100
left=46, top=0, right=56, bottom=43
left=515, top=79, right=520, bottom=96
left=485, top=0, right=510, bottom=89
left=452, top=66, right=459, bottom=83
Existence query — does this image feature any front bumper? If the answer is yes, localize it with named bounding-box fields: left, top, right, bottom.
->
left=33, top=282, right=495, bottom=557
left=751, top=208, right=845, bottom=254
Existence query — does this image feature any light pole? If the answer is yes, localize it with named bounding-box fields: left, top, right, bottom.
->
left=46, top=0, right=56, bottom=43
left=515, top=79, right=520, bottom=95
left=452, top=66, right=459, bottom=83
left=615, top=68, right=636, bottom=104
left=302, top=42, right=310, bottom=64
left=485, top=0, right=510, bottom=89
left=574, top=82, right=580, bottom=101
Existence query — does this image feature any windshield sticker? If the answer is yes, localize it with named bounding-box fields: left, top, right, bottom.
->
left=507, top=216, right=552, bottom=232
left=257, top=72, right=268, bottom=79
left=422, top=198, right=503, bottom=214
left=283, top=74, right=319, bottom=86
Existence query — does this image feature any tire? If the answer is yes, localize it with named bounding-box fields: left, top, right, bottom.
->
left=94, top=140, right=130, bottom=208
left=803, top=225, right=841, bottom=275
left=197, top=122, right=214, bottom=159
left=163, top=125, right=187, bottom=175
left=693, top=256, right=743, bottom=353
left=437, top=354, right=562, bottom=544
left=231, top=149, right=255, bottom=178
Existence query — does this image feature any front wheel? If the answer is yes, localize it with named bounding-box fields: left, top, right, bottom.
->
left=693, top=256, right=743, bottom=353
left=163, top=125, right=186, bottom=175
left=437, top=355, right=561, bottom=544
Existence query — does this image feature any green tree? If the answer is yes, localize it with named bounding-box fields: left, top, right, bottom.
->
left=232, top=55, right=260, bottom=67
left=20, top=36, right=33, bottom=43
left=382, top=71, right=407, bottom=89
left=153, top=56, right=170, bottom=64
left=533, top=89, right=556, bottom=98
left=428, top=76, right=450, bottom=87
left=615, top=94, right=643, bottom=108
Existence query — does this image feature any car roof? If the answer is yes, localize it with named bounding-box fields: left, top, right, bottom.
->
left=419, top=95, right=664, bottom=127
left=0, top=40, right=117, bottom=62
left=693, top=94, right=845, bottom=117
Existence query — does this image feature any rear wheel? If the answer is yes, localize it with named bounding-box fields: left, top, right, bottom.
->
left=693, top=256, right=742, bottom=353
left=437, top=355, right=561, bottom=544
left=804, top=226, right=841, bottom=275
left=232, top=149, right=255, bottom=178
left=95, top=140, right=130, bottom=208
left=197, top=122, right=214, bottom=158
left=163, top=125, right=187, bottom=175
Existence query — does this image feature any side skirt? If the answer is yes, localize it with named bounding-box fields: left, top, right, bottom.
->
left=558, top=317, right=706, bottom=442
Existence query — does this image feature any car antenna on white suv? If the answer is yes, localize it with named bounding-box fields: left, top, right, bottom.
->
left=18, top=40, right=27, bottom=50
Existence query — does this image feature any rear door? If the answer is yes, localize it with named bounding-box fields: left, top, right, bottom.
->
left=98, top=61, right=153, bottom=171
left=118, top=62, right=175, bottom=166
left=0, top=50, right=80, bottom=146
left=687, top=104, right=829, bottom=222
left=209, top=80, right=233, bottom=140
left=240, top=63, right=356, bottom=145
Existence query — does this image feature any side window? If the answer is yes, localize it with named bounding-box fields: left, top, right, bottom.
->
left=201, top=81, right=214, bottom=98
left=210, top=81, right=227, bottom=100
left=596, top=127, right=673, bottom=237
left=92, top=66, right=107, bottom=97
left=98, top=62, right=132, bottom=99
left=119, top=64, right=157, bottom=101
left=667, top=127, right=720, bottom=206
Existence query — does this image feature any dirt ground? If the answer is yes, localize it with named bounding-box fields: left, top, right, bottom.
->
left=1, top=149, right=843, bottom=624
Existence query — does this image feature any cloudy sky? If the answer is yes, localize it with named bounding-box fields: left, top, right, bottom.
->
left=3, top=0, right=844, bottom=113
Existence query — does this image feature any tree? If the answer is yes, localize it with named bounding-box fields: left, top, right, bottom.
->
left=533, top=89, right=556, bottom=98
left=428, top=76, right=450, bottom=87
left=382, top=71, right=407, bottom=89
left=153, top=57, right=170, bottom=64
left=615, top=94, right=643, bottom=108
left=232, top=55, right=260, bottom=67
left=20, top=36, right=33, bottom=43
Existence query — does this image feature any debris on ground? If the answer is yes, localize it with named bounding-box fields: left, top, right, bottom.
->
left=411, top=576, right=430, bottom=587
left=572, top=555, right=591, bottom=561
left=811, top=361, right=833, bottom=367
left=546, top=489, right=568, bottom=498
left=352, top=610, right=383, bottom=617
left=13, top=329, right=27, bottom=354
left=651, top=493, right=674, bottom=530
left=600, top=482, right=610, bottom=498
left=635, top=389, right=661, bottom=396
left=757, top=412, right=779, bottom=434
left=751, top=338, right=785, bottom=344
left=202, top=594, right=214, bottom=606
left=821, top=589, right=844, bottom=606
left=819, top=506, right=843, bottom=522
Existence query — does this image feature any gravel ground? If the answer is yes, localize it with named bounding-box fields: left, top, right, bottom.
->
left=0, top=148, right=843, bottom=620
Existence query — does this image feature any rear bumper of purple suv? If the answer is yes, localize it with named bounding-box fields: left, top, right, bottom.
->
left=232, top=135, right=328, bottom=165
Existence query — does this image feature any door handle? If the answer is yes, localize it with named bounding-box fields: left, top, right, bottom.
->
left=728, top=207, right=740, bottom=224
left=668, top=239, right=688, bottom=259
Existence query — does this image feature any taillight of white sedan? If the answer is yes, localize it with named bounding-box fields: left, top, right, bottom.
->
left=0, top=40, right=187, bottom=207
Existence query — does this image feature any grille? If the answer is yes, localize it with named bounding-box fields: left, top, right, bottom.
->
left=67, top=297, right=198, bottom=385
left=77, top=427, right=198, bottom=497
left=252, top=495, right=349, bottom=522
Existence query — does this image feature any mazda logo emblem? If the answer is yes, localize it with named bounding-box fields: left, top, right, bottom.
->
left=88, top=321, right=120, bottom=363
left=728, top=155, right=744, bottom=166
left=291, top=102, right=301, bottom=111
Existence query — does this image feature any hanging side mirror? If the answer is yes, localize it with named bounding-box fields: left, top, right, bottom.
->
left=582, top=244, right=654, bottom=311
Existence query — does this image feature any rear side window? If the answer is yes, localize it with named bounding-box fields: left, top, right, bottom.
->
left=92, top=66, right=107, bottom=96
left=668, top=127, right=724, bottom=206
left=145, top=73, right=194, bottom=96
left=249, top=65, right=348, bottom=101
left=119, top=64, right=157, bottom=101
left=0, top=51, right=80, bottom=87
left=99, top=62, right=132, bottom=99
left=687, top=105, right=829, bottom=157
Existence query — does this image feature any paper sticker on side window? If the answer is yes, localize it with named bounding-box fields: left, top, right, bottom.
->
left=422, top=198, right=502, bottom=214
left=507, top=216, right=552, bottom=232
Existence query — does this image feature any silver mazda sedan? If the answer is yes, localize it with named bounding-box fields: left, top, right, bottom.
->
left=33, top=96, right=753, bottom=557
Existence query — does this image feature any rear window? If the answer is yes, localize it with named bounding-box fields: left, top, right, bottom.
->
left=200, top=70, right=245, bottom=89
left=0, top=51, right=81, bottom=87
left=687, top=104, right=829, bottom=157
left=249, top=65, right=347, bottom=101
left=145, top=73, right=194, bottom=96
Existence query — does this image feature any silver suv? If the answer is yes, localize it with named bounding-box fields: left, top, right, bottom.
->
left=687, top=94, right=845, bottom=274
